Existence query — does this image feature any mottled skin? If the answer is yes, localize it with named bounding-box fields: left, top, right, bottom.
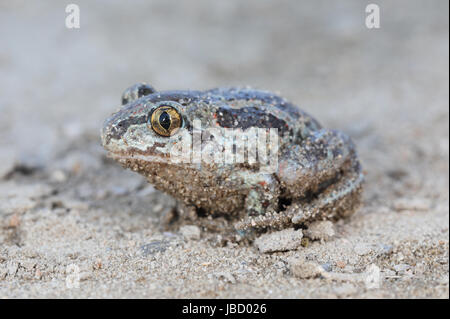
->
left=101, top=83, right=364, bottom=232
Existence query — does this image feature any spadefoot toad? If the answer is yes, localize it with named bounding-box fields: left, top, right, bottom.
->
left=101, top=83, right=363, bottom=232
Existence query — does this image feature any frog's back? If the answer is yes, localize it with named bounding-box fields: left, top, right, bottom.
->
left=201, top=87, right=322, bottom=139
left=122, top=86, right=322, bottom=132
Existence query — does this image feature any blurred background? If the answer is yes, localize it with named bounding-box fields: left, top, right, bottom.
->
left=0, top=0, right=448, bottom=298
left=1, top=0, right=447, bottom=167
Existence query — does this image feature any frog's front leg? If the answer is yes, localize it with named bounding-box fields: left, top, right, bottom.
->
left=227, top=170, right=280, bottom=218
left=245, top=174, right=280, bottom=217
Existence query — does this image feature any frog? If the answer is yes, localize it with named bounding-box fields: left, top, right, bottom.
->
left=101, top=83, right=364, bottom=233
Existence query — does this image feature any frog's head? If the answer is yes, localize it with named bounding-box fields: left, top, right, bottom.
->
left=101, top=83, right=193, bottom=166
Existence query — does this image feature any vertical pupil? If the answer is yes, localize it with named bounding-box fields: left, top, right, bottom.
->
left=159, top=111, right=171, bottom=130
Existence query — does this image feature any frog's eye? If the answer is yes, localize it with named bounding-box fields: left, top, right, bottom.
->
left=149, top=105, right=182, bottom=137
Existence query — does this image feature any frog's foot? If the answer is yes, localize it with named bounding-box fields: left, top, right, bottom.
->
left=223, top=168, right=280, bottom=218
left=157, top=201, right=193, bottom=230
left=244, top=175, right=280, bottom=217
left=168, top=201, right=235, bottom=233
left=234, top=158, right=364, bottom=231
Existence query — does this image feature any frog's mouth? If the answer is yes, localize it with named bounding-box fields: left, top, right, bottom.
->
left=101, top=126, right=170, bottom=164
left=107, top=151, right=167, bottom=164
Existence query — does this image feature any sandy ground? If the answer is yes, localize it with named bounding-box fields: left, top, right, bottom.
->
left=0, top=0, right=448, bottom=298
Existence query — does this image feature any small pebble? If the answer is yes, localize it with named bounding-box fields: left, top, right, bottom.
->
left=8, top=214, right=20, bottom=228
left=304, top=221, right=335, bottom=241
left=289, top=258, right=323, bottom=279
left=321, top=262, right=333, bottom=272
left=254, top=228, right=303, bottom=253
left=179, top=225, right=201, bottom=240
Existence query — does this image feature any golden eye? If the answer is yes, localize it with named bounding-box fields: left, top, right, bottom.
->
left=149, top=105, right=182, bottom=137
